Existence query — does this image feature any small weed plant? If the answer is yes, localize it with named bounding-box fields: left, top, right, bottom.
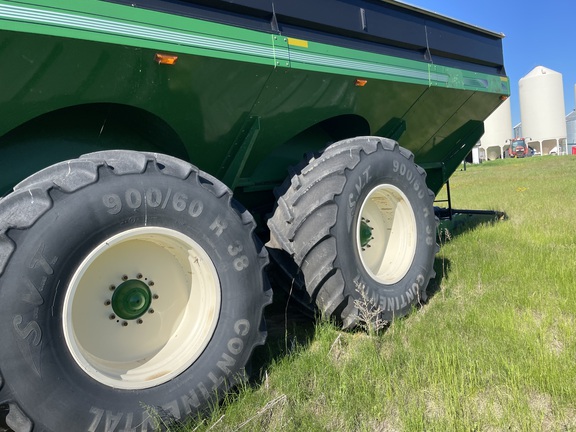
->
left=353, top=283, right=387, bottom=336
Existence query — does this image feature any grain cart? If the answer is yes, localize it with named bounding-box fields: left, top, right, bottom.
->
left=0, top=0, right=509, bottom=430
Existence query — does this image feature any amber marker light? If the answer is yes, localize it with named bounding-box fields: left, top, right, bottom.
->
left=154, top=53, right=178, bottom=65
left=355, top=78, right=368, bottom=87
left=500, top=95, right=509, bottom=101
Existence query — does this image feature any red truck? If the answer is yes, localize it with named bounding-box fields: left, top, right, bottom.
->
left=507, top=138, right=532, bottom=158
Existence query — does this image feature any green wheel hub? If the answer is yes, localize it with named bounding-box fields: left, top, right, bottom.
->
left=359, top=219, right=373, bottom=249
left=111, top=280, right=152, bottom=320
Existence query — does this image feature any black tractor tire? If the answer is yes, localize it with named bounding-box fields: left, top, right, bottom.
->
left=0, top=150, right=271, bottom=431
left=267, top=137, right=437, bottom=329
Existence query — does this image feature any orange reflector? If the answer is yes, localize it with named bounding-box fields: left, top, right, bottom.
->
left=155, top=53, right=178, bottom=65
left=355, top=79, right=368, bottom=87
left=500, top=95, right=509, bottom=101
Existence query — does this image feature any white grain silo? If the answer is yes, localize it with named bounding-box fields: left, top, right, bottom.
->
left=479, top=97, right=513, bottom=160
left=519, top=66, right=567, bottom=155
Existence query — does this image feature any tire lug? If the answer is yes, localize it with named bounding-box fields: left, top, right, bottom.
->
left=109, top=314, right=116, bottom=320
left=153, top=294, right=159, bottom=300
left=109, top=285, right=116, bottom=291
left=121, top=275, right=128, bottom=281
left=104, top=300, right=111, bottom=306
left=136, top=273, right=143, bottom=279
left=148, top=309, right=155, bottom=314
left=148, top=281, right=155, bottom=287
left=137, top=319, right=143, bottom=324
left=121, top=321, right=128, bottom=327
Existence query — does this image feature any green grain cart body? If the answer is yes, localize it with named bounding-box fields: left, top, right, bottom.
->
left=0, top=1, right=509, bottom=430
left=0, top=0, right=509, bottom=197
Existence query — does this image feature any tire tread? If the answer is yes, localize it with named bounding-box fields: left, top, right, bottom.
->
left=268, top=137, right=435, bottom=326
left=0, top=150, right=271, bottom=430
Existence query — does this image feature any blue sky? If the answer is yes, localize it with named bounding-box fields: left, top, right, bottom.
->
left=408, top=0, right=576, bottom=126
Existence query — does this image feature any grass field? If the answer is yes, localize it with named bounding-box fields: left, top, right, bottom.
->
left=179, top=155, right=576, bottom=431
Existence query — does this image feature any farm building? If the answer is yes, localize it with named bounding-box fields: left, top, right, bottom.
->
left=567, top=110, right=576, bottom=154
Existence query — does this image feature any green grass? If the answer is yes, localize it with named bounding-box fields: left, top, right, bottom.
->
left=181, top=156, right=576, bottom=432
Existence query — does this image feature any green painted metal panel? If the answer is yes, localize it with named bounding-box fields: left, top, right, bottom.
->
left=0, top=0, right=510, bottom=197
left=0, top=1, right=508, bottom=94
left=0, top=0, right=287, bottom=66
left=285, top=36, right=509, bottom=94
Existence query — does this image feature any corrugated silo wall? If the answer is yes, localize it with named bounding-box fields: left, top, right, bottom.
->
left=567, top=112, right=576, bottom=146
left=570, top=83, right=576, bottom=149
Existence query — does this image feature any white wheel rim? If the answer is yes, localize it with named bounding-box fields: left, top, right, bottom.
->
left=63, top=227, right=220, bottom=390
left=356, top=184, right=417, bottom=285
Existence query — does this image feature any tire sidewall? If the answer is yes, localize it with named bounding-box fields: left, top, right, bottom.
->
left=0, top=166, right=265, bottom=431
left=332, top=145, right=436, bottom=318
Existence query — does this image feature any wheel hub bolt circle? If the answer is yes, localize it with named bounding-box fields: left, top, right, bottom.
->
left=111, top=279, right=152, bottom=320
